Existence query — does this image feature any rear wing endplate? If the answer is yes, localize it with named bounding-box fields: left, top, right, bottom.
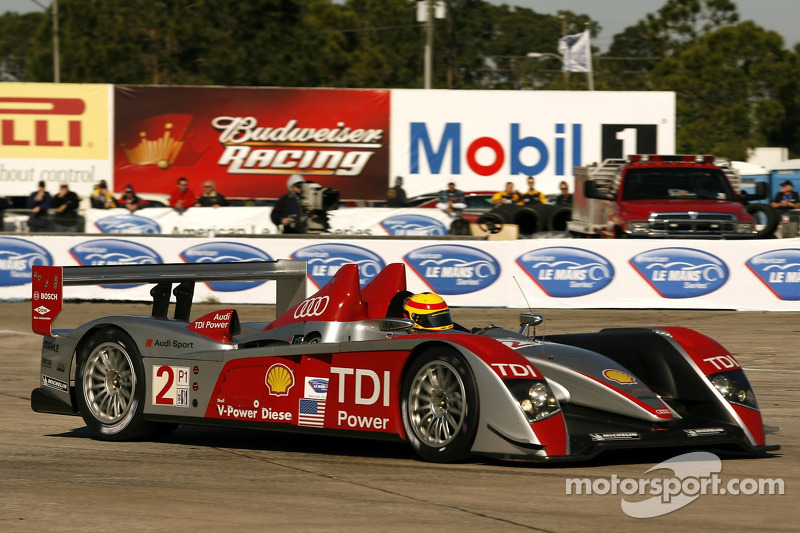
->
left=31, top=260, right=308, bottom=337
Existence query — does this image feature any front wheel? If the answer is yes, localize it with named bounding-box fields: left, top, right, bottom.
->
left=76, top=328, right=175, bottom=441
left=401, top=347, right=478, bottom=462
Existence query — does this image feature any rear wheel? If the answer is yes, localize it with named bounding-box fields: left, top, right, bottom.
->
left=401, top=347, right=478, bottom=462
left=76, top=328, right=175, bottom=440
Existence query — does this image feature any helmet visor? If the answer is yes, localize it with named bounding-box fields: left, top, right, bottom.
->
left=413, top=309, right=453, bottom=330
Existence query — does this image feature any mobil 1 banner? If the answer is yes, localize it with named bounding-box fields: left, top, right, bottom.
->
left=390, top=90, right=675, bottom=197
left=114, top=86, right=390, bottom=199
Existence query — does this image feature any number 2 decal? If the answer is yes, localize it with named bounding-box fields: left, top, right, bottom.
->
left=152, top=365, right=190, bottom=407
left=155, top=366, right=174, bottom=404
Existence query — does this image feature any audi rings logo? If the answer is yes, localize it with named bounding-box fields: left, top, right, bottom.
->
left=293, top=296, right=330, bottom=319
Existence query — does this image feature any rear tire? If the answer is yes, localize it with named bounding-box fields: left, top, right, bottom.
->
left=76, top=328, right=176, bottom=441
left=746, top=204, right=780, bottom=239
left=401, top=347, right=478, bottom=462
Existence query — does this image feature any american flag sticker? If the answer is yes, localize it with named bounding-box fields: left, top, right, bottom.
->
left=298, top=398, right=326, bottom=427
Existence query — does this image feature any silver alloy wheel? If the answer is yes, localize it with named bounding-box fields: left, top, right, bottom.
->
left=82, top=341, right=136, bottom=424
left=407, top=360, right=466, bottom=447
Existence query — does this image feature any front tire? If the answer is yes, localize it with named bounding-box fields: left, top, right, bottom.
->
left=76, top=328, right=175, bottom=441
left=401, top=347, right=478, bottom=462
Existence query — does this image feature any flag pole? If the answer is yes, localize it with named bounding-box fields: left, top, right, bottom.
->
left=585, top=24, right=594, bottom=91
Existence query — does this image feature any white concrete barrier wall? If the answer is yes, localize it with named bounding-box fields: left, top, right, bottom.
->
left=1, top=234, right=798, bottom=311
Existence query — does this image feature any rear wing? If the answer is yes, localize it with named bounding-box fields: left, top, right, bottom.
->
left=31, top=260, right=308, bottom=337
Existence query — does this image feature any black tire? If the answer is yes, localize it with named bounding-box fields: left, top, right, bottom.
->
left=531, top=204, right=554, bottom=231
left=548, top=207, right=572, bottom=232
left=449, top=217, right=471, bottom=236
left=745, top=203, right=780, bottom=239
left=476, top=212, right=505, bottom=234
left=488, top=204, right=541, bottom=235
left=76, top=328, right=176, bottom=441
left=401, top=347, right=479, bottom=462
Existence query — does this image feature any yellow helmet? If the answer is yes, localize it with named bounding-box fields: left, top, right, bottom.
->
left=403, top=292, right=453, bottom=331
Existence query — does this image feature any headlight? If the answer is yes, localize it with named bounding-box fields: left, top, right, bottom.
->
left=507, top=380, right=561, bottom=422
left=710, top=370, right=758, bottom=409
left=628, top=221, right=650, bottom=234
left=735, top=222, right=755, bottom=233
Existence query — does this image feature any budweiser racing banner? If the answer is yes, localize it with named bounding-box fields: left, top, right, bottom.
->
left=114, top=86, right=390, bottom=200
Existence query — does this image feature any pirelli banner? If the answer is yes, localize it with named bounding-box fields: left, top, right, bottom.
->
left=0, top=83, right=113, bottom=198
left=114, top=86, right=389, bottom=199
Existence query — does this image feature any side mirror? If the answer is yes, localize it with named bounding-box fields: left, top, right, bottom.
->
left=519, top=312, right=543, bottom=336
left=585, top=180, right=615, bottom=201
left=379, top=318, right=415, bottom=331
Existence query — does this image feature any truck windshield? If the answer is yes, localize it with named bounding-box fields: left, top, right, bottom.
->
left=622, top=169, right=734, bottom=201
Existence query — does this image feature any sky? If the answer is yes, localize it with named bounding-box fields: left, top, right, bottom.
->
left=2, top=0, right=798, bottom=52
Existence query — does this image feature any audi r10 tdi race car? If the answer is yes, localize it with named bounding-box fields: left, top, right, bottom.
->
left=30, top=260, right=779, bottom=463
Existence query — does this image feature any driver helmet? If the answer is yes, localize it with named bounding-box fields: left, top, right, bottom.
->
left=403, top=292, right=453, bottom=331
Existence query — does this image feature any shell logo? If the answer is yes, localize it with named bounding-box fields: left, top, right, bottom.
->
left=265, top=363, right=295, bottom=396
left=603, top=369, right=637, bottom=385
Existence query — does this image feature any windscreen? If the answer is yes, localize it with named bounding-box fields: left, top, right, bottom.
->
left=622, top=168, right=734, bottom=201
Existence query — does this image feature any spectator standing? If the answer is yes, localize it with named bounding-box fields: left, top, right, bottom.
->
left=520, top=176, right=546, bottom=206
left=492, top=181, right=522, bottom=206
left=27, top=180, right=51, bottom=232
left=436, top=182, right=466, bottom=214
left=195, top=181, right=229, bottom=208
left=91, top=180, right=117, bottom=209
left=51, top=183, right=80, bottom=232
left=554, top=180, right=573, bottom=206
left=270, top=174, right=306, bottom=234
left=117, top=184, right=142, bottom=212
left=770, top=180, right=800, bottom=213
left=386, top=176, right=408, bottom=207
left=169, top=177, right=197, bottom=212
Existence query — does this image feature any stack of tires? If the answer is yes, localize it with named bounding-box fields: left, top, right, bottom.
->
left=477, top=203, right=571, bottom=236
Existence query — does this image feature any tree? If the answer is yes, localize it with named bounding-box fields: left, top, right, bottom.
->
left=648, top=22, right=800, bottom=159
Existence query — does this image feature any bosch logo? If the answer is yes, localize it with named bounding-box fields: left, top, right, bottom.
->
left=746, top=249, right=800, bottom=301
left=0, top=237, right=53, bottom=287
left=380, top=214, right=447, bottom=236
left=37, top=292, right=59, bottom=300
left=629, top=247, right=728, bottom=299
left=293, top=296, right=330, bottom=319
left=180, top=242, right=272, bottom=292
left=95, top=214, right=162, bottom=234
left=293, top=244, right=385, bottom=288
left=517, top=246, right=614, bottom=297
left=404, top=244, right=500, bottom=295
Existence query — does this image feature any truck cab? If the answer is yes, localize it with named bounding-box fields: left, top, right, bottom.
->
left=568, top=154, right=765, bottom=239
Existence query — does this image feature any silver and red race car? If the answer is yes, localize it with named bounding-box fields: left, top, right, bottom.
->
left=30, top=260, right=778, bottom=463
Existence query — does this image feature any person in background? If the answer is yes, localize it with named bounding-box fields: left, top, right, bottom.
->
left=492, top=181, right=522, bottom=206
left=436, top=182, right=466, bottom=214
left=520, top=176, right=546, bottom=206
left=386, top=176, right=408, bottom=207
left=169, top=177, right=196, bottom=212
left=91, top=180, right=116, bottom=209
left=195, top=181, right=229, bottom=208
left=554, top=180, right=573, bottom=206
left=27, top=180, right=51, bottom=232
left=770, top=180, right=800, bottom=213
left=117, top=184, right=142, bottom=212
left=51, top=183, right=80, bottom=232
left=0, top=196, right=8, bottom=230
left=271, top=174, right=306, bottom=233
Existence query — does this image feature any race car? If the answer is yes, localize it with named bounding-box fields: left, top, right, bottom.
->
left=30, top=260, right=779, bottom=463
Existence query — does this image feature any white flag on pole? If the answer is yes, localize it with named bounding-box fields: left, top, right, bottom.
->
left=558, top=29, right=592, bottom=73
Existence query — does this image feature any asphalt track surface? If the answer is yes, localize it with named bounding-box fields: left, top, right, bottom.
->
left=1, top=302, right=797, bottom=531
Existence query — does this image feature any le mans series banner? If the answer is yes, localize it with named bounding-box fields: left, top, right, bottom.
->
left=114, top=86, right=390, bottom=200
left=0, top=83, right=113, bottom=198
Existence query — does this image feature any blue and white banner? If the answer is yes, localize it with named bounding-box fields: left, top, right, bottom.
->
left=2, top=234, right=799, bottom=311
